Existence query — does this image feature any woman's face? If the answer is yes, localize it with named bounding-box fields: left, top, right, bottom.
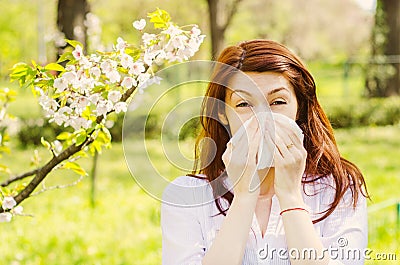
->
left=223, top=71, right=298, bottom=135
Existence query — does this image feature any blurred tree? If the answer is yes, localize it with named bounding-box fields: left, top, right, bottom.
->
left=57, top=0, right=90, bottom=56
left=206, top=0, right=244, bottom=58
left=365, top=0, right=400, bottom=97
left=238, top=0, right=372, bottom=61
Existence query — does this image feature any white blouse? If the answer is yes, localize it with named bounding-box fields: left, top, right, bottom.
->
left=161, top=175, right=367, bottom=265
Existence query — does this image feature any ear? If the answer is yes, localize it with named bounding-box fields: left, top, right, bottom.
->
left=218, top=112, right=229, bottom=126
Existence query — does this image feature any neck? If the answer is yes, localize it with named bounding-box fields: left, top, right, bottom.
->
left=258, top=167, right=275, bottom=199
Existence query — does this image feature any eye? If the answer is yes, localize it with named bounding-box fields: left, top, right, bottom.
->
left=271, top=99, right=287, bottom=105
left=235, top=102, right=251, bottom=108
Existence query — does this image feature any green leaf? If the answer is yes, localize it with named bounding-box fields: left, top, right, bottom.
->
left=65, top=39, right=83, bottom=48
left=147, top=8, right=171, bottom=29
left=101, top=127, right=112, bottom=142
left=56, top=132, right=72, bottom=141
left=63, top=162, right=87, bottom=176
left=44, top=63, right=65, bottom=72
left=40, top=137, right=51, bottom=150
left=14, top=182, right=28, bottom=192
left=9, top=63, right=30, bottom=81
left=65, top=39, right=83, bottom=49
left=57, top=52, right=74, bottom=63
left=75, top=130, right=87, bottom=146
left=31, top=60, right=38, bottom=68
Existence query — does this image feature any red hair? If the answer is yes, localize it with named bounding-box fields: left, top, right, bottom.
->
left=191, top=39, right=368, bottom=223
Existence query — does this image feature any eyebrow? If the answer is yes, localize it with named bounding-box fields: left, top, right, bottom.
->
left=230, top=87, right=289, bottom=99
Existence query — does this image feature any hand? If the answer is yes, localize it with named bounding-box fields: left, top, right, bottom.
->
left=222, top=117, right=261, bottom=198
left=271, top=118, right=307, bottom=206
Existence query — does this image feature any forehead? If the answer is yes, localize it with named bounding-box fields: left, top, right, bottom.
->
left=226, top=71, right=293, bottom=98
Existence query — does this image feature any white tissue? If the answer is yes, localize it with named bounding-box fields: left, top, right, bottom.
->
left=227, top=112, right=304, bottom=169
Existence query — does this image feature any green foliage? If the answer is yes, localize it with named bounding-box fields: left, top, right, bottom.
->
left=324, top=97, right=400, bottom=128
left=178, top=117, right=200, bottom=141
left=62, top=161, right=87, bottom=176
left=17, top=118, right=71, bottom=148
left=148, top=8, right=171, bottom=29
left=363, top=0, right=397, bottom=97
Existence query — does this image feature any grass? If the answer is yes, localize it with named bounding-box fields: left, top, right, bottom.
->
left=0, top=125, right=399, bottom=264
left=335, top=126, right=400, bottom=262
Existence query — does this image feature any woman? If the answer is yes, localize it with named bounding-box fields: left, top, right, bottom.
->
left=161, top=40, right=369, bottom=265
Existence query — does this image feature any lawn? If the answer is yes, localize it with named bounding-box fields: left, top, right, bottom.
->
left=0, top=124, right=399, bottom=264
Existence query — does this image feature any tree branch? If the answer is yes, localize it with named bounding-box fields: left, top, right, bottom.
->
left=13, top=140, right=89, bottom=206
left=0, top=83, right=140, bottom=213
left=221, top=0, right=243, bottom=35
left=1, top=169, right=39, bottom=187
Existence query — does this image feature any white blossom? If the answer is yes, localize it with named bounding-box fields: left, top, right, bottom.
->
left=70, top=96, right=89, bottom=113
left=39, top=95, right=59, bottom=111
left=90, top=54, right=101, bottom=63
left=72, top=45, right=83, bottom=60
left=114, top=102, right=128, bottom=114
left=63, top=72, right=77, bottom=83
left=137, top=73, right=151, bottom=88
left=133, top=19, right=146, bottom=30
left=170, top=35, right=188, bottom=50
left=142, top=33, right=156, bottom=46
left=116, top=37, right=127, bottom=51
left=88, top=93, right=101, bottom=104
left=53, top=140, right=63, bottom=155
left=137, top=74, right=162, bottom=93
left=121, top=76, right=137, bottom=89
left=96, top=100, right=113, bottom=116
left=190, top=26, right=201, bottom=37
left=65, top=64, right=76, bottom=72
left=89, top=93, right=101, bottom=104
left=106, top=69, right=121, bottom=83
left=108, top=90, right=122, bottom=103
left=59, top=106, right=73, bottom=114
left=50, top=112, right=68, bottom=126
left=39, top=14, right=204, bottom=133
left=143, top=49, right=159, bottom=66
left=129, top=61, right=145, bottom=76
left=2, top=196, right=16, bottom=210
left=54, top=77, right=68, bottom=93
left=67, top=116, right=92, bottom=130
left=100, top=59, right=117, bottom=74
left=90, top=67, right=101, bottom=78
left=0, top=212, right=12, bottom=223
left=12, top=205, right=24, bottom=215
left=79, top=56, right=92, bottom=69
left=163, top=24, right=183, bottom=37
left=120, top=53, right=133, bottom=69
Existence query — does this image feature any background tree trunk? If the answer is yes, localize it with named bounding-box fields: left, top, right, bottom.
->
left=382, top=0, right=400, bottom=96
left=57, top=0, right=90, bottom=57
left=365, top=0, right=400, bottom=97
left=206, top=0, right=243, bottom=59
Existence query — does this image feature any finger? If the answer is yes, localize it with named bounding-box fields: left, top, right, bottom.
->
left=222, top=141, right=233, bottom=165
left=274, top=132, right=299, bottom=160
left=274, top=117, right=303, bottom=147
left=234, top=117, right=260, bottom=158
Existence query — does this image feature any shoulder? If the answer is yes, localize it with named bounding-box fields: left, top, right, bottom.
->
left=303, top=174, right=367, bottom=215
left=162, top=175, right=211, bottom=207
left=169, top=175, right=208, bottom=187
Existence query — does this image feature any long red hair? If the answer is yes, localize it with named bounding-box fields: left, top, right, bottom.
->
left=190, top=39, right=368, bottom=223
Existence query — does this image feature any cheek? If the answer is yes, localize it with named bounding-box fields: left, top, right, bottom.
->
left=225, top=108, right=253, bottom=135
